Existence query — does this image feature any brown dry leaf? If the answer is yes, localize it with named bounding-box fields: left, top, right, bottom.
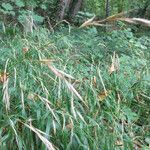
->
left=109, top=52, right=120, bottom=74
left=109, top=63, right=115, bottom=74
left=22, top=47, right=29, bottom=53
left=0, top=72, right=9, bottom=83
left=66, top=123, right=73, bottom=130
left=115, top=140, right=123, bottom=146
left=92, top=76, right=97, bottom=87
left=98, top=90, right=111, bottom=101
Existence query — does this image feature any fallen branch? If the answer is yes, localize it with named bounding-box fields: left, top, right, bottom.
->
left=80, top=11, right=150, bottom=28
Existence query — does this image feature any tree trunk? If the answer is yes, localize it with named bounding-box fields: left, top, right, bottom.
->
left=58, top=0, right=71, bottom=20
left=70, top=0, right=83, bottom=18
left=105, top=0, right=110, bottom=18
left=105, top=0, right=111, bottom=32
left=68, top=0, right=83, bottom=20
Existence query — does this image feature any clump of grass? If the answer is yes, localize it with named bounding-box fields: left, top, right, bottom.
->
left=0, top=27, right=149, bottom=149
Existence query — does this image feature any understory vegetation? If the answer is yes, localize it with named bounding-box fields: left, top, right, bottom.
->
left=0, top=26, right=150, bottom=149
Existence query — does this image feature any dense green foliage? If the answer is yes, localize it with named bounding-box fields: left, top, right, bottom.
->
left=0, top=0, right=150, bottom=149
left=0, top=27, right=150, bottom=149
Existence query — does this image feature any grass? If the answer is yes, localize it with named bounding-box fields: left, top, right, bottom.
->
left=0, top=26, right=150, bottom=150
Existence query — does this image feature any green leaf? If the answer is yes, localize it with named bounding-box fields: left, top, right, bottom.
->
left=122, top=106, right=138, bottom=122
left=33, top=14, right=44, bottom=23
left=40, top=4, right=47, bottom=10
left=145, top=137, right=150, bottom=145
left=2, top=3, right=13, bottom=11
left=15, top=0, right=25, bottom=7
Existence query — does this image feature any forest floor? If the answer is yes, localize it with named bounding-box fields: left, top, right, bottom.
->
left=0, top=27, right=150, bottom=149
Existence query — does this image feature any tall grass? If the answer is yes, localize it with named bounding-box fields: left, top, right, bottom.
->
left=0, top=27, right=150, bottom=149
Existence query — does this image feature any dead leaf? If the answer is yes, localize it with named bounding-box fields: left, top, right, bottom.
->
left=92, top=76, right=97, bottom=87
left=22, top=47, right=29, bottom=53
left=115, top=140, right=123, bottom=146
left=109, top=52, right=120, bottom=74
left=0, top=72, right=9, bottom=83
left=109, top=63, right=115, bottom=74
left=66, top=123, right=73, bottom=130
left=98, top=90, right=111, bottom=101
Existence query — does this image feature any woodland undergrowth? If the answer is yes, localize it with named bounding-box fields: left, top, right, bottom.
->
left=0, top=27, right=150, bottom=150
